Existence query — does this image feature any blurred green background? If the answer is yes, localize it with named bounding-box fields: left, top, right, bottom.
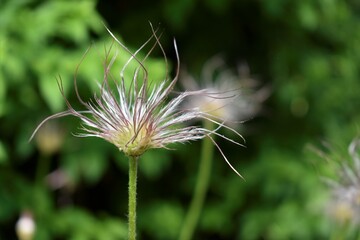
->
left=1, top=0, right=360, bottom=239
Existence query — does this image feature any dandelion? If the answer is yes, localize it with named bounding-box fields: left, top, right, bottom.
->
left=179, top=57, right=267, bottom=240
left=30, top=26, right=244, bottom=240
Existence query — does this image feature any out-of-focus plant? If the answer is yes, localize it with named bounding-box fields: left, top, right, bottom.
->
left=178, top=56, right=267, bottom=240
left=311, top=138, right=360, bottom=239
left=0, top=0, right=103, bottom=114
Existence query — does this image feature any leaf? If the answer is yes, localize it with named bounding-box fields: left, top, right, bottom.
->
left=0, top=141, right=8, bottom=164
left=39, top=74, right=65, bottom=112
left=0, top=54, right=6, bottom=117
left=63, top=142, right=108, bottom=184
left=52, top=208, right=127, bottom=240
left=141, top=201, right=184, bottom=239
left=139, top=149, right=171, bottom=179
left=298, top=2, right=318, bottom=30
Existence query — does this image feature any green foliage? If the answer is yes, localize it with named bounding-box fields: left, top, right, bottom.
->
left=140, top=201, right=184, bottom=239
left=139, top=149, right=171, bottom=180
left=1, top=0, right=360, bottom=239
left=50, top=208, right=127, bottom=240
left=0, top=141, right=8, bottom=164
left=0, top=0, right=167, bottom=238
left=1, top=0, right=103, bottom=112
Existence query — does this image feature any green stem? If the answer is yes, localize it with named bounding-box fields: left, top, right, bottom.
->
left=179, top=120, right=215, bottom=240
left=128, top=156, right=138, bottom=240
left=330, top=221, right=349, bottom=240
left=356, top=225, right=360, bottom=240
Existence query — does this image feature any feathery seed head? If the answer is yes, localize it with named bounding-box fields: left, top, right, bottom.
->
left=31, top=26, right=245, bottom=177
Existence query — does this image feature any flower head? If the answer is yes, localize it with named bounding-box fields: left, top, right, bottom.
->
left=181, top=56, right=269, bottom=123
left=31, top=26, right=244, bottom=176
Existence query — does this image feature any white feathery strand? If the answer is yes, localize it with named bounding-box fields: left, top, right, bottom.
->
left=207, top=134, right=244, bottom=179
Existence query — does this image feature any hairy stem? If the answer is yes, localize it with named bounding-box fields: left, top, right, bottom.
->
left=179, top=120, right=215, bottom=240
left=128, top=156, right=138, bottom=240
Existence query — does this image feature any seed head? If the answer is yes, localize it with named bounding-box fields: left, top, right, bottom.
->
left=31, top=26, right=245, bottom=177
